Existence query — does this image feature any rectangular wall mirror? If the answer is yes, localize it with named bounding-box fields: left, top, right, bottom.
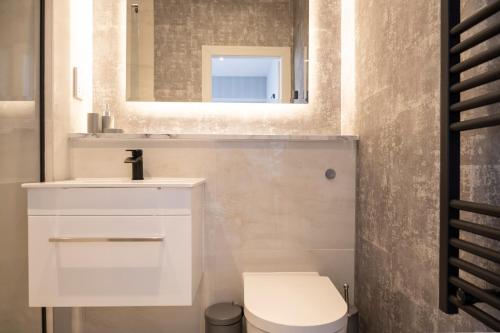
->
left=126, top=0, right=309, bottom=104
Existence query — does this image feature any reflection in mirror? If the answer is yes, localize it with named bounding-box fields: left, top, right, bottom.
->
left=126, top=0, right=309, bottom=104
left=0, top=0, right=35, bottom=101
left=211, top=56, right=282, bottom=103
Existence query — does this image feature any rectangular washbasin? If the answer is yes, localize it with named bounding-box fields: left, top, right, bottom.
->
left=22, top=178, right=206, bottom=188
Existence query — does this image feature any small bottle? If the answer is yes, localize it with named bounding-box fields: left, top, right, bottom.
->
left=102, top=104, right=114, bottom=132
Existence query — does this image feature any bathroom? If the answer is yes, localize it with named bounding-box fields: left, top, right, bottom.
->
left=1, top=0, right=499, bottom=332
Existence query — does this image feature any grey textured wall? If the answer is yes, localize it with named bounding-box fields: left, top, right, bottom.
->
left=154, top=0, right=293, bottom=101
left=354, top=0, right=499, bottom=332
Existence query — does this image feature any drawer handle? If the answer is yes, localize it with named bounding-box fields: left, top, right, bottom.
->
left=49, top=237, right=164, bottom=243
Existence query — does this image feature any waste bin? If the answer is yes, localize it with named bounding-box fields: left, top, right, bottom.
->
left=205, top=303, right=243, bottom=333
left=348, top=305, right=359, bottom=333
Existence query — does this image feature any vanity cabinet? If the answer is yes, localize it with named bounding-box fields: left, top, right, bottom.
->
left=22, top=179, right=204, bottom=307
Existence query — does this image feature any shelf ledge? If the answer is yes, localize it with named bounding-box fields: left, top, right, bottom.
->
left=69, top=133, right=359, bottom=143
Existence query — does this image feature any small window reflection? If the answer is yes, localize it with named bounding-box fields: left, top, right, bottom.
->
left=211, top=56, right=281, bottom=103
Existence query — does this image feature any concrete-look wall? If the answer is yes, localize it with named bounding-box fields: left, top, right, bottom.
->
left=153, top=0, right=293, bottom=102
left=354, top=0, right=499, bottom=332
left=68, top=137, right=357, bottom=333
left=91, top=0, right=341, bottom=135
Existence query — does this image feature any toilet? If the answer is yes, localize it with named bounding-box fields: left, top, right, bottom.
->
left=243, top=272, right=348, bottom=333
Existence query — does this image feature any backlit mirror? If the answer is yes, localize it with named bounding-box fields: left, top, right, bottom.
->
left=126, top=0, right=309, bottom=103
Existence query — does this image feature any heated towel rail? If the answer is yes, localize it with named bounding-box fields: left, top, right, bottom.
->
left=441, top=0, right=500, bottom=330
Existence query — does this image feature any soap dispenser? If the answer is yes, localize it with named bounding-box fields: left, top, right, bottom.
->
left=102, top=104, right=114, bottom=131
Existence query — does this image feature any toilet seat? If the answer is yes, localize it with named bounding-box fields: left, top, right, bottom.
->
left=243, top=272, right=348, bottom=333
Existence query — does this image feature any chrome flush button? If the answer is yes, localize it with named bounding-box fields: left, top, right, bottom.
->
left=325, top=168, right=336, bottom=180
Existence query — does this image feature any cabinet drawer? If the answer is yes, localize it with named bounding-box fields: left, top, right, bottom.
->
left=28, top=216, right=195, bottom=307
left=27, top=187, right=191, bottom=216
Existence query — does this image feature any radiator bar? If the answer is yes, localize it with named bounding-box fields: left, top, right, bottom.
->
left=449, top=276, right=500, bottom=310
left=450, top=91, right=500, bottom=112
left=450, top=113, right=500, bottom=131
left=450, top=219, right=500, bottom=241
left=450, top=20, right=500, bottom=54
left=450, top=238, right=500, bottom=264
left=450, top=67, right=500, bottom=93
left=449, top=296, right=500, bottom=331
left=449, top=257, right=500, bottom=287
left=450, top=44, right=500, bottom=74
left=450, top=200, right=500, bottom=217
left=450, top=1, right=500, bottom=35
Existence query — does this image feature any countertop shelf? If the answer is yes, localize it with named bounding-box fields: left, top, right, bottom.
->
left=69, top=133, right=359, bottom=142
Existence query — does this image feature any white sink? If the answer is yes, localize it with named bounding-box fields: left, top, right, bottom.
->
left=22, top=177, right=205, bottom=188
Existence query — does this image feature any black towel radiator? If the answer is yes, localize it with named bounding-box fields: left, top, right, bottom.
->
left=441, top=0, right=500, bottom=330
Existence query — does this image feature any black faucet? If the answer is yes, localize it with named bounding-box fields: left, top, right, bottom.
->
left=124, top=149, right=144, bottom=180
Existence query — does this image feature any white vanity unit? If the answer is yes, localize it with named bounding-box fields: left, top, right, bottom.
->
left=22, top=178, right=205, bottom=307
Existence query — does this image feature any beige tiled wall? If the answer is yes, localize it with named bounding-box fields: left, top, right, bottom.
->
left=68, top=138, right=357, bottom=332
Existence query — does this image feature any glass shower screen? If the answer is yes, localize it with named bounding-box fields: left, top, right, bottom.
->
left=0, top=0, right=41, bottom=331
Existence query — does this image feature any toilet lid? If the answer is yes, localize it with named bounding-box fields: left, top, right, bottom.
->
left=244, top=273, right=348, bottom=333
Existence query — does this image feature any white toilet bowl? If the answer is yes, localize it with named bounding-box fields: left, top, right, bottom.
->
left=243, top=272, right=348, bottom=333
